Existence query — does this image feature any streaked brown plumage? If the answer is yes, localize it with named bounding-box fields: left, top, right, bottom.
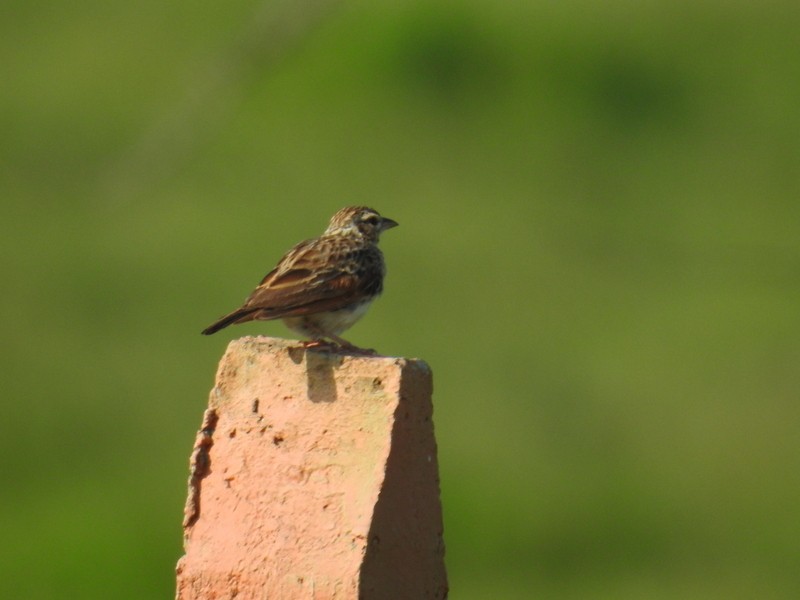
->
left=202, top=206, right=397, bottom=352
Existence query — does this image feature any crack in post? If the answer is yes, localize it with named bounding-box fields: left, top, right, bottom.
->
left=183, top=408, right=219, bottom=528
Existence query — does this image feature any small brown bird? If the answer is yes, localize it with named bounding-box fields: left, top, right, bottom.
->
left=202, top=206, right=398, bottom=352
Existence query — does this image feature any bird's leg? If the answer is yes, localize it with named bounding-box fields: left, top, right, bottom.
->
left=296, top=322, right=339, bottom=352
left=300, top=339, right=337, bottom=350
left=298, top=323, right=377, bottom=355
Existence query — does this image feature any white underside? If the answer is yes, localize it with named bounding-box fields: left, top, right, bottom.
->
left=282, top=301, right=373, bottom=339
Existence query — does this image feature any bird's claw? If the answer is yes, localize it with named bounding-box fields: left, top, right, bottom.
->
left=301, top=339, right=378, bottom=356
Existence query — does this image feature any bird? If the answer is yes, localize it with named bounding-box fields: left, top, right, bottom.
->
left=201, top=206, right=398, bottom=353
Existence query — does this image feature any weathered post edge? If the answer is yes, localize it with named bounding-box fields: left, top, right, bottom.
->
left=176, top=336, right=447, bottom=599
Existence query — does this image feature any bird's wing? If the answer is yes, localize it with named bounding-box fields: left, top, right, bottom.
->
left=242, top=239, right=365, bottom=318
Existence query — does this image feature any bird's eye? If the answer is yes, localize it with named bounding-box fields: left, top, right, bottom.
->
left=362, top=214, right=380, bottom=225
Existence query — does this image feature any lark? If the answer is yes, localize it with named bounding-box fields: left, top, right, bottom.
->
left=202, top=206, right=398, bottom=353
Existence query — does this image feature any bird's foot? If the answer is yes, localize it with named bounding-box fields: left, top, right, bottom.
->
left=301, top=339, right=338, bottom=351
left=327, top=335, right=378, bottom=356
left=302, top=337, right=378, bottom=356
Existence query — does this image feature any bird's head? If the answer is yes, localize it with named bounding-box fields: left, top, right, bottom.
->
left=325, top=206, right=398, bottom=243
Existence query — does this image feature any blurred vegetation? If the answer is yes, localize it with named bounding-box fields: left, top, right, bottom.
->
left=3, top=0, right=800, bottom=598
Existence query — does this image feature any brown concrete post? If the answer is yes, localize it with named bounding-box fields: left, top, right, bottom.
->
left=176, top=336, right=447, bottom=600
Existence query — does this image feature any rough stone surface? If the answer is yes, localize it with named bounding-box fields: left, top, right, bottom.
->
left=175, top=336, right=447, bottom=600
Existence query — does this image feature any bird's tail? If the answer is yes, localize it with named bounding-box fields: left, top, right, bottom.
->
left=201, top=308, right=258, bottom=335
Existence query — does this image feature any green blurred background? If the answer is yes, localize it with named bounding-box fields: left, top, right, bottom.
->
left=3, top=0, right=800, bottom=597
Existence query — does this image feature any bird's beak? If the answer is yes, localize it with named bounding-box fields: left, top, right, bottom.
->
left=380, top=217, right=399, bottom=231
